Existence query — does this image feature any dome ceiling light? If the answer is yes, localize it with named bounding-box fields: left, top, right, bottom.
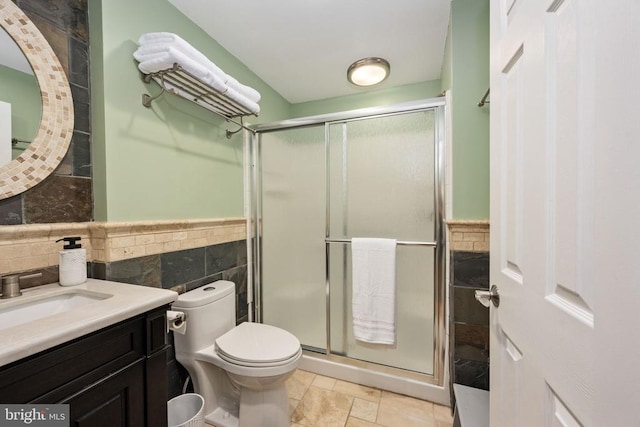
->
left=347, top=57, right=390, bottom=87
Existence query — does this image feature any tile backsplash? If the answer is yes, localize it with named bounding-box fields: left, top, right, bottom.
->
left=0, top=218, right=249, bottom=321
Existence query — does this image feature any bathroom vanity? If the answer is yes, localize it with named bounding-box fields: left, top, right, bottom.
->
left=0, top=279, right=177, bottom=427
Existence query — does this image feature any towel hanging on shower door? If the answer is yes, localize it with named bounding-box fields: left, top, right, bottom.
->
left=351, top=238, right=397, bottom=345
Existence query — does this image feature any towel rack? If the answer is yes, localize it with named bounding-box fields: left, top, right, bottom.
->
left=325, top=238, right=437, bottom=247
left=477, top=88, right=490, bottom=107
left=141, top=63, right=257, bottom=139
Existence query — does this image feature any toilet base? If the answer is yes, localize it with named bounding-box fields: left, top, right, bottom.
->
left=203, top=383, right=289, bottom=427
left=205, top=406, right=239, bottom=427
left=238, top=383, right=289, bottom=427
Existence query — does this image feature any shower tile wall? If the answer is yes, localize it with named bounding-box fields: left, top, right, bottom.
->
left=448, top=221, right=490, bottom=394
left=0, top=0, right=92, bottom=225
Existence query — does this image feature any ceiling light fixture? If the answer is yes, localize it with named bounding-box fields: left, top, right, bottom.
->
left=347, top=57, right=390, bottom=87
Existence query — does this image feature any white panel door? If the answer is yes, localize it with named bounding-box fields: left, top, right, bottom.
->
left=490, top=0, right=640, bottom=425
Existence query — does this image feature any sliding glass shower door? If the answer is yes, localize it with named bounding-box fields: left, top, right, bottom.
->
left=254, top=103, right=444, bottom=378
left=327, top=111, right=436, bottom=374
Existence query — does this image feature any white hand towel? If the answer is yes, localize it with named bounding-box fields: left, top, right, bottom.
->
left=351, top=238, right=397, bottom=345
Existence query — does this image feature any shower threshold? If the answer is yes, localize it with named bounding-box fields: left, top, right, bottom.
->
left=298, top=349, right=449, bottom=405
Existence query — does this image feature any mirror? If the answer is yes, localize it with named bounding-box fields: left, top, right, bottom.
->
left=0, top=0, right=74, bottom=200
left=0, top=27, right=42, bottom=165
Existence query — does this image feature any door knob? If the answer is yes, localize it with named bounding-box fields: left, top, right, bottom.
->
left=475, top=285, right=500, bottom=308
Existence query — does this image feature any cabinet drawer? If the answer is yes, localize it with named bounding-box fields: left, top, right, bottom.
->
left=0, top=316, right=145, bottom=403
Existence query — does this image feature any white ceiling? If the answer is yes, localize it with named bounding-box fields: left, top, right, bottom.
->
left=168, top=0, right=452, bottom=104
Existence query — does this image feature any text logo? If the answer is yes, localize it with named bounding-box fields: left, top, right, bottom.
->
left=0, top=405, right=69, bottom=426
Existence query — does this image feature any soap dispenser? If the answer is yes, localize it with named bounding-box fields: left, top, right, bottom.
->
left=56, top=236, right=87, bottom=286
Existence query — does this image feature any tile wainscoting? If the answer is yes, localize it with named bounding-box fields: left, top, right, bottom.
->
left=447, top=220, right=490, bottom=397
left=0, top=218, right=250, bottom=400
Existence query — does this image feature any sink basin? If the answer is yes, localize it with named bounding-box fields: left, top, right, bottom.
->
left=0, top=291, right=112, bottom=330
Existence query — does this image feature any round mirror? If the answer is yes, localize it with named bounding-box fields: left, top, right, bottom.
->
left=0, top=27, right=42, bottom=166
left=0, top=0, right=74, bottom=200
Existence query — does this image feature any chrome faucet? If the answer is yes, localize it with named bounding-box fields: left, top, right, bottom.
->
left=1, top=273, right=42, bottom=299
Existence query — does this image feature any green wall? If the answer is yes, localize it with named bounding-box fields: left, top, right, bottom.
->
left=0, top=65, right=41, bottom=158
left=88, top=0, right=291, bottom=221
left=290, top=80, right=442, bottom=118
left=441, top=0, right=490, bottom=219
left=89, top=0, right=489, bottom=222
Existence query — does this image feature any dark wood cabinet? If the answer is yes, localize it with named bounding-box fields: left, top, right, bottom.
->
left=64, top=360, right=145, bottom=427
left=0, top=306, right=170, bottom=427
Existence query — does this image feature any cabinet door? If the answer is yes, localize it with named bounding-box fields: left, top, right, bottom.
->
left=64, top=361, right=145, bottom=427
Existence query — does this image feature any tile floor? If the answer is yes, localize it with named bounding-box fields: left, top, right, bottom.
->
left=286, top=369, right=454, bottom=427
left=205, top=369, right=454, bottom=427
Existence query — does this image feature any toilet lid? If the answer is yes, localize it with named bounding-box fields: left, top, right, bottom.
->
left=215, top=322, right=301, bottom=365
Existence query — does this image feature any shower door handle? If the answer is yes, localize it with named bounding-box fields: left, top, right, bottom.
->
left=475, top=285, right=500, bottom=308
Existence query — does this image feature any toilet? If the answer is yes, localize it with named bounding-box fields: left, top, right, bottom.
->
left=171, top=280, right=301, bottom=427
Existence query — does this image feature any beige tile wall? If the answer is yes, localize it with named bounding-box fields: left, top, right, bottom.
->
left=446, top=220, right=490, bottom=252
left=0, top=218, right=247, bottom=276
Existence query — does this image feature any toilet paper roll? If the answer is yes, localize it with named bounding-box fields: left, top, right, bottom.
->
left=167, top=310, right=187, bottom=335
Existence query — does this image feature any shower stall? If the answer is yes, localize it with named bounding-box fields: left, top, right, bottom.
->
left=247, top=99, right=447, bottom=403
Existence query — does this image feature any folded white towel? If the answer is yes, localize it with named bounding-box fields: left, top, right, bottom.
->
left=138, top=31, right=182, bottom=45
left=135, top=32, right=262, bottom=109
left=221, top=86, right=261, bottom=115
left=225, top=75, right=261, bottom=103
left=136, top=47, right=210, bottom=80
left=351, top=238, right=397, bottom=345
left=135, top=41, right=226, bottom=81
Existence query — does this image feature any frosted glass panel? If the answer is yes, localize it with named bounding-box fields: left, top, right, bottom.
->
left=329, top=111, right=436, bottom=242
left=329, top=246, right=435, bottom=374
left=328, top=110, right=436, bottom=374
left=260, top=126, right=326, bottom=349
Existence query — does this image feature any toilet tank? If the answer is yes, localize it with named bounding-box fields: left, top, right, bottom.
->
left=172, top=280, right=236, bottom=354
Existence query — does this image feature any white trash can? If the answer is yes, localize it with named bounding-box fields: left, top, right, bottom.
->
left=167, top=393, right=205, bottom=427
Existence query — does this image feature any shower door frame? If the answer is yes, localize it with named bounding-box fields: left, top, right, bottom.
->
left=248, top=98, right=447, bottom=386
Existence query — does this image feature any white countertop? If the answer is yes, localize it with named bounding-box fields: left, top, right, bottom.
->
left=0, top=279, right=178, bottom=367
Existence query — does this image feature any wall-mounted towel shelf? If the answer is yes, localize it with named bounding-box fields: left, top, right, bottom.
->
left=141, top=64, right=257, bottom=139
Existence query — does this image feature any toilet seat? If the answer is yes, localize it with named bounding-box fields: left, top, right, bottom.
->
left=215, top=322, right=301, bottom=367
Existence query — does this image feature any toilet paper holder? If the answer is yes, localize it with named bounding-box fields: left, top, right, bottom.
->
left=167, top=310, right=187, bottom=333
